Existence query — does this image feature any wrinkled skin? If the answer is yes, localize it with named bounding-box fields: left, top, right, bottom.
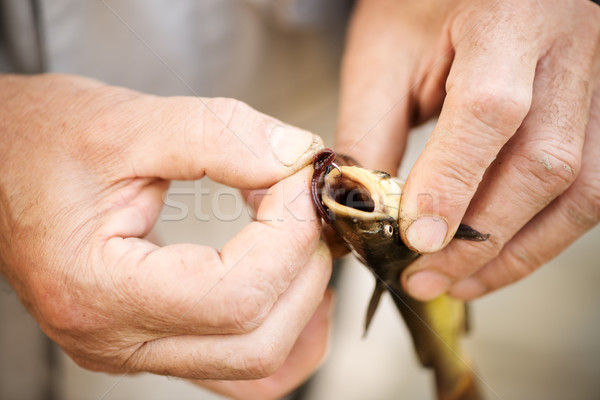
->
left=336, top=0, right=600, bottom=302
left=0, top=73, right=332, bottom=400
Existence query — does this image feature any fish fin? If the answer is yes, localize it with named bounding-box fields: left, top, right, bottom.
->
left=464, top=302, right=471, bottom=334
left=363, top=282, right=385, bottom=337
left=455, top=224, right=490, bottom=241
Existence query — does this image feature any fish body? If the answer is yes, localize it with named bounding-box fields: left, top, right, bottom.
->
left=312, top=149, right=483, bottom=400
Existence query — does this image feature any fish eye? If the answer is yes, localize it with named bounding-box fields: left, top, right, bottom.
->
left=383, top=223, right=394, bottom=237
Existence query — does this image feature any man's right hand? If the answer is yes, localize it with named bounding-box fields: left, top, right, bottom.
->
left=0, top=74, right=331, bottom=400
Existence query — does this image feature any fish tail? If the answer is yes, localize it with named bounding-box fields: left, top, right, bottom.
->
left=433, top=360, right=481, bottom=400
left=387, top=290, right=483, bottom=400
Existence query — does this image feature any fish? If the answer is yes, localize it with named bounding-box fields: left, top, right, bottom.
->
left=311, top=148, right=488, bottom=400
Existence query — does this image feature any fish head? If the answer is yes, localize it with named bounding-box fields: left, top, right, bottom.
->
left=318, top=164, right=418, bottom=274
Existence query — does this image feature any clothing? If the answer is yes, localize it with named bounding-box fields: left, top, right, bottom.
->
left=1, top=0, right=348, bottom=112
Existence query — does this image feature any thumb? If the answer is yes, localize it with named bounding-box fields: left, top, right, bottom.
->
left=116, top=95, right=323, bottom=188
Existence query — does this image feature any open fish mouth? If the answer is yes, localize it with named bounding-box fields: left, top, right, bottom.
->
left=323, top=168, right=376, bottom=213
left=313, top=151, right=403, bottom=222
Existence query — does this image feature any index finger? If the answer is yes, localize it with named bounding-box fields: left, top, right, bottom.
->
left=399, top=10, right=540, bottom=252
left=90, top=93, right=323, bottom=188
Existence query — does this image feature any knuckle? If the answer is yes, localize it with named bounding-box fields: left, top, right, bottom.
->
left=502, top=245, right=540, bottom=282
left=224, top=284, right=274, bottom=333
left=240, top=337, right=286, bottom=378
left=35, top=284, right=87, bottom=335
left=460, top=85, right=532, bottom=133
left=201, top=98, right=238, bottom=151
left=564, top=179, right=600, bottom=229
left=518, top=145, right=580, bottom=196
left=200, top=97, right=271, bottom=160
left=203, top=98, right=254, bottom=141
left=68, top=86, right=144, bottom=169
left=423, top=156, right=482, bottom=201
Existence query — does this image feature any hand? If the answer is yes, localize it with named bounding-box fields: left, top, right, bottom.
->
left=336, top=0, right=600, bottom=300
left=0, top=74, right=331, bottom=399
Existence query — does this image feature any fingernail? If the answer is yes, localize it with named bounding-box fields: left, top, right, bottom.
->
left=269, top=125, right=322, bottom=168
left=406, top=270, right=451, bottom=301
left=449, top=277, right=486, bottom=300
left=406, top=215, right=448, bottom=253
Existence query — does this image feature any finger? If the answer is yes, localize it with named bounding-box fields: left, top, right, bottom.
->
left=125, top=242, right=332, bottom=380
left=449, top=90, right=600, bottom=300
left=105, top=94, right=323, bottom=188
left=196, top=290, right=333, bottom=400
left=242, top=177, right=349, bottom=258
left=399, top=7, right=542, bottom=253
left=99, top=167, right=323, bottom=336
left=335, top=0, right=419, bottom=172
left=402, top=46, right=592, bottom=300
left=240, top=188, right=269, bottom=221
left=242, top=175, right=350, bottom=258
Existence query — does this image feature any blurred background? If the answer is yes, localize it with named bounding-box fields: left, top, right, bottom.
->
left=1, top=1, right=599, bottom=399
